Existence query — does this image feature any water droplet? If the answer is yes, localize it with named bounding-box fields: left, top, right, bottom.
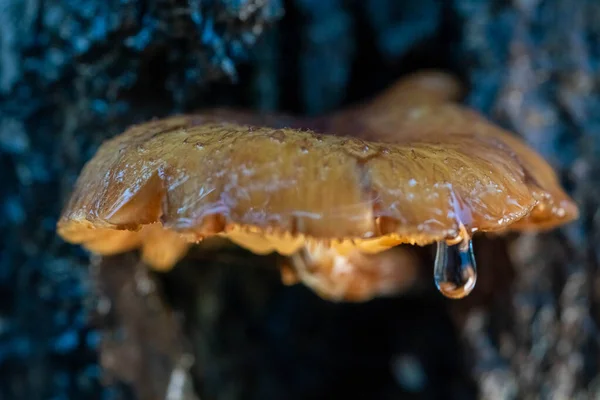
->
left=434, top=239, right=477, bottom=299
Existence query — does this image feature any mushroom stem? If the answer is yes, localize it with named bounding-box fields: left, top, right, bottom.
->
left=286, top=243, right=418, bottom=302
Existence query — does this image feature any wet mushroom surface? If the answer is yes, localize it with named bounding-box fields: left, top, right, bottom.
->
left=57, top=71, right=578, bottom=301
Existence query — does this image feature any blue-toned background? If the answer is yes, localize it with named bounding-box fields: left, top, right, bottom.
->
left=1, top=0, right=598, bottom=399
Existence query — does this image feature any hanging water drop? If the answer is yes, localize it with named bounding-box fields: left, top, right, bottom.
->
left=434, top=239, right=477, bottom=299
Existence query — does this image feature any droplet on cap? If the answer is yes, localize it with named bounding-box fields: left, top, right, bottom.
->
left=434, top=238, right=477, bottom=299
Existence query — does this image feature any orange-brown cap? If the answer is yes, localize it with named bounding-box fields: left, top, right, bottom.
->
left=57, top=71, right=578, bottom=300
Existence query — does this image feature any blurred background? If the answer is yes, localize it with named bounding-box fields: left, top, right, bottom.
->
left=0, top=0, right=598, bottom=399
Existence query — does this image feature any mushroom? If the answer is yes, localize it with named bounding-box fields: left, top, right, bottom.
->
left=57, top=70, right=578, bottom=300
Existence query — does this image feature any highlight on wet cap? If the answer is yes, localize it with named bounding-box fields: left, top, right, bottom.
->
left=57, top=70, right=578, bottom=301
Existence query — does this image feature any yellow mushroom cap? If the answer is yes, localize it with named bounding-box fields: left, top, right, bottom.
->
left=56, top=71, right=578, bottom=299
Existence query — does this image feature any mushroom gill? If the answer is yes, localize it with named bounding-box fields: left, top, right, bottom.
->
left=56, top=70, right=578, bottom=301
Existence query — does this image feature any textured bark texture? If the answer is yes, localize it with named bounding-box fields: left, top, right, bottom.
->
left=0, top=0, right=598, bottom=399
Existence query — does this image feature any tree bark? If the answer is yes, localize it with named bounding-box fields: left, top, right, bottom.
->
left=0, top=0, right=598, bottom=399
